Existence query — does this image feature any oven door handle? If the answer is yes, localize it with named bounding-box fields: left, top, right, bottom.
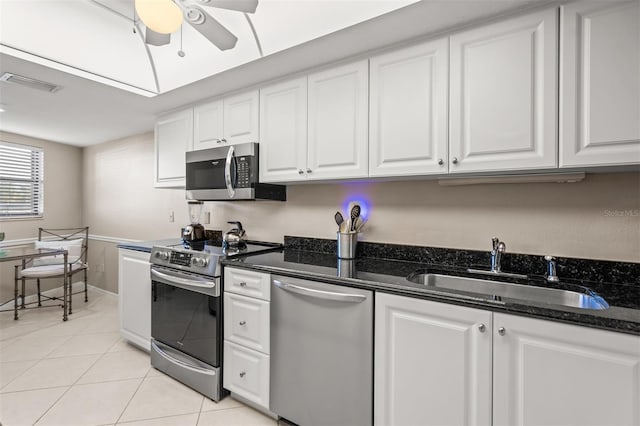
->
left=152, top=340, right=217, bottom=376
left=224, top=145, right=236, bottom=199
left=151, top=268, right=216, bottom=289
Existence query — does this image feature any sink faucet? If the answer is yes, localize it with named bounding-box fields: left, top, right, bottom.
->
left=545, top=255, right=560, bottom=282
left=490, top=237, right=506, bottom=273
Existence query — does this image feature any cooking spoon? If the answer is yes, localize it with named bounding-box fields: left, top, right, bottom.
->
left=334, top=211, right=344, bottom=231
left=350, top=205, right=361, bottom=232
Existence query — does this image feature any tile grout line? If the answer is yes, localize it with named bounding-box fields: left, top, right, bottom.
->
left=113, top=362, right=155, bottom=425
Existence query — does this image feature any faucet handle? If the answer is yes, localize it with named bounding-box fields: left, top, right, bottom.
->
left=496, top=241, right=506, bottom=253
left=492, top=237, right=500, bottom=251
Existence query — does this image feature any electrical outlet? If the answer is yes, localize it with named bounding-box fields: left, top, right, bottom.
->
left=168, top=210, right=174, bottom=223
left=203, top=211, right=211, bottom=224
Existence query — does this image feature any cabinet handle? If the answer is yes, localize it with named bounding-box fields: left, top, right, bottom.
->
left=478, top=323, right=486, bottom=332
left=306, top=168, right=312, bottom=174
left=221, top=138, right=227, bottom=144
left=239, top=321, right=246, bottom=326
left=298, top=169, right=304, bottom=175
left=452, top=157, right=459, bottom=165
left=239, top=281, right=247, bottom=287
left=438, top=158, right=444, bottom=165
left=216, top=139, right=222, bottom=144
left=239, top=371, right=246, bottom=378
left=498, top=327, right=506, bottom=336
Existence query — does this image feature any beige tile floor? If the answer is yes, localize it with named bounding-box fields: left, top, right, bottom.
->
left=0, top=288, right=277, bottom=426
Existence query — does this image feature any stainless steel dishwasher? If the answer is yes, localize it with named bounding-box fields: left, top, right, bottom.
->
left=270, top=274, right=373, bottom=426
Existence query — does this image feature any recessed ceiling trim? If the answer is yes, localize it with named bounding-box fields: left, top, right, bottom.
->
left=0, top=44, right=158, bottom=98
left=0, top=72, right=61, bottom=93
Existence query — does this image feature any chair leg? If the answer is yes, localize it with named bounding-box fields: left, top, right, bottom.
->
left=84, top=269, right=88, bottom=302
left=21, top=277, right=26, bottom=309
left=68, top=275, right=72, bottom=315
left=37, top=278, right=42, bottom=306
left=14, top=266, right=19, bottom=320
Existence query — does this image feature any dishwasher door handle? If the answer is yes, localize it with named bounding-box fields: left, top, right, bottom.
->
left=273, top=279, right=367, bottom=303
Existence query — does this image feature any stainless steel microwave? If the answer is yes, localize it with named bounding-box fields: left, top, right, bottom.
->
left=185, top=143, right=286, bottom=201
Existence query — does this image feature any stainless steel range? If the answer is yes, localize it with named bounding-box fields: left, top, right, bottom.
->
left=149, top=240, right=280, bottom=401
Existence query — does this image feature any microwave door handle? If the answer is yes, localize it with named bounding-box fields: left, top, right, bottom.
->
left=224, top=145, right=236, bottom=198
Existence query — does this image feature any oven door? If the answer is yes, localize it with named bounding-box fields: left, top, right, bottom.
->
left=150, top=266, right=221, bottom=367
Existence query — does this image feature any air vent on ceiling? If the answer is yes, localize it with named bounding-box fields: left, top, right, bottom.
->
left=0, top=72, right=62, bottom=93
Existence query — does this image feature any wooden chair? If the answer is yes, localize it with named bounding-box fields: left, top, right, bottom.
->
left=14, top=227, right=89, bottom=320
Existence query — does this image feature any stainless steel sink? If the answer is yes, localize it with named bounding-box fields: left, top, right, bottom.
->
left=406, top=272, right=609, bottom=310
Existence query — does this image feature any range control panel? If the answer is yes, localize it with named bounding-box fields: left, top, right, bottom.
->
left=170, top=251, right=192, bottom=267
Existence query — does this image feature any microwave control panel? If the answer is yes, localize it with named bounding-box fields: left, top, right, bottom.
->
left=235, top=155, right=256, bottom=188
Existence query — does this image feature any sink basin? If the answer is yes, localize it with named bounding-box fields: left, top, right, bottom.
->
left=406, top=272, right=609, bottom=310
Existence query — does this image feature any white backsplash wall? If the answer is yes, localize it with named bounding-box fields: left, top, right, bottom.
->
left=82, top=132, right=640, bottom=293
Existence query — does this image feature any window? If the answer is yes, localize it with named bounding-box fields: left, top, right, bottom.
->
left=0, top=141, right=44, bottom=218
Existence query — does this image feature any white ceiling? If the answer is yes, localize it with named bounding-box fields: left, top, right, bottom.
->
left=0, top=0, right=558, bottom=147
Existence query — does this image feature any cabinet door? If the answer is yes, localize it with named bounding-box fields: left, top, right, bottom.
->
left=223, top=341, right=269, bottom=409
left=307, top=60, right=369, bottom=180
left=154, top=109, right=193, bottom=187
left=493, top=313, right=640, bottom=426
left=193, top=100, right=224, bottom=151
left=374, top=293, right=492, bottom=426
left=223, top=292, right=270, bottom=354
left=224, top=267, right=271, bottom=301
left=370, top=39, right=449, bottom=177
left=449, top=8, right=558, bottom=173
left=560, top=0, right=640, bottom=167
left=259, top=77, right=308, bottom=182
left=118, top=249, right=151, bottom=351
left=223, top=90, right=259, bottom=145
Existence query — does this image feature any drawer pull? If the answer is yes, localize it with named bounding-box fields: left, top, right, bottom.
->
left=239, top=371, right=246, bottom=378
left=239, top=282, right=247, bottom=287
left=239, top=320, right=246, bottom=326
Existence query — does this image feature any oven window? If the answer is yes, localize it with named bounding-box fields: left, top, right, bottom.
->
left=186, top=160, right=226, bottom=190
left=151, top=282, right=220, bottom=366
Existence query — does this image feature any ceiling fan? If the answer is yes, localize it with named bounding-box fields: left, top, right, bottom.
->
left=136, top=0, right=259, bottom=50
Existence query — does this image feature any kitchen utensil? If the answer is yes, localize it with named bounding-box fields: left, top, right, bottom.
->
left=223, top=221, right=247, bottom=249
left=334, top=212, right=344, bottom=229
left=350, top=205, right=361, bottom=232
left=355, top=218, right=367, bottom=232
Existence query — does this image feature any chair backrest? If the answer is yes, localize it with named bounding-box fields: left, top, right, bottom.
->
left=38, top=227, right=89, bottom=264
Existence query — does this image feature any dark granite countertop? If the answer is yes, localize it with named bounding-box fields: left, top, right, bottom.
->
left=223, top=246, right=640, bottom=336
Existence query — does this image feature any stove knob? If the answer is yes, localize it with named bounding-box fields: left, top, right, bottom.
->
left=155, top=251, right=169, bottom=261
left=192, top=257, right=208, bottom=268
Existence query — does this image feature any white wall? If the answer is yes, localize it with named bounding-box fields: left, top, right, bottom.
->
left=0, top=131, right=83, bottom=302
left=83, top=132, right=640, bottom=293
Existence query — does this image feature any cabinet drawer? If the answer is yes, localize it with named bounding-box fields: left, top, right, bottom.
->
left=224, top=292, right=270, bottom=354
left=223, top=341, right=269, bottom=409
left=224, top=267, right=270, bottom=300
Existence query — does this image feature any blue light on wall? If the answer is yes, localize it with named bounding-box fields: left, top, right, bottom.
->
left=342, top=195, right=370, bottom=220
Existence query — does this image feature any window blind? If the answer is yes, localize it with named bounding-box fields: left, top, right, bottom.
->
left=0, top=141, right=44, bottom=217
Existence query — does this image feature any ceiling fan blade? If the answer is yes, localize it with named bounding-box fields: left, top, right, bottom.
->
left=184, top=5, right=238, bottom=51
left=145, top=28, right=171, bottom=46
left=201, top=0, right=258, bottom=14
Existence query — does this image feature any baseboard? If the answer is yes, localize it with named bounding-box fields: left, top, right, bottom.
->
left=0, top=282, right=115, bottom=311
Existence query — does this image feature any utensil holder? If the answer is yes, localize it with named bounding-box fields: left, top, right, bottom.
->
left=337, top=232, right=358, bottom=259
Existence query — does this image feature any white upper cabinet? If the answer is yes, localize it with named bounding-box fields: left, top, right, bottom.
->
left=259, top=77, right=308, bottom=182
left=369, top=39, right=449, bottom=177
left=192, top=90, right=259, bottom=151
left=193, top=99, right=224, bottom=151
left=560, top=0, right=640, bottom=167
left=307, top=60, right=369, bottom=180
left=154, top=108, right=193, bottom=187
left=224, top=90, right=260, bottom=145
left=449, top=8, right=558, bottom=173
left=493, top=313, right=640, bottom=426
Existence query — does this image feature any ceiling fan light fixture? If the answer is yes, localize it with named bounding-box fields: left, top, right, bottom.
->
left=135, top=0, right=183, bottom=34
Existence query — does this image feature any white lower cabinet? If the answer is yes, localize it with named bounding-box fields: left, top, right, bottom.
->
left=375, top=292, right=640, bottom=426
left=118, top=249, right=151, bottom=351
left=493, top=313, right=640, bottom=426
left=374, top=292, right=492, bottom=426
left=223, top=341, right=270, bottom=409
left=223, top=267, right=271, bottom=410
